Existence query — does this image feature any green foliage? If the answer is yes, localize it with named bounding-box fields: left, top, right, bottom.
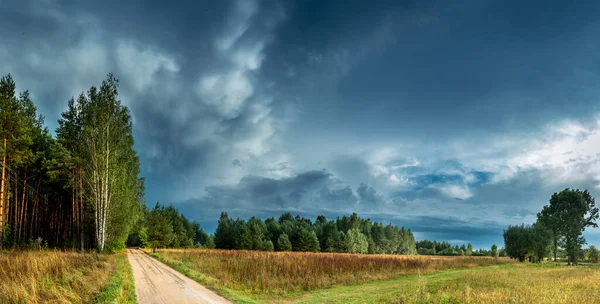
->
left=537, top=189, right=599, bottom=264
left=503, top=223, right=551, bottom=262
left=93, top=255, right=136, bottom=304
left=211, top=212, right=416, bottom=255
left=588, top=245, right=599, bottom=263
left=296, top=228, right=320, bottom=252
left=206, top=236, right=216, bottom=249
left=466, top=243, right=473, bottom=256
left=530, top=223, right=552, bottom=262
left=214, top=212, right=233, bottom=249
left=104, top=239, right=127, bottom=254
left=416, top=240, right=496, bottom=257
left=491, top=244, right=498, bottom=258
left=504, top=224, right=534, bottom=262
left=147, top=203, right=174, bottom=249
left=345, top=228, right=368, bottom=254
left=276, top=233, right=292, bottom=251
left=262, top=239, right=274, bottom=252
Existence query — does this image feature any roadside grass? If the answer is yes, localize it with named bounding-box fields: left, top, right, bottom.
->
left=93, top=253, right=137, bottom=304
left=149, top=248, right=510, bottom=303
left=0, top=250, right=116, bottom=303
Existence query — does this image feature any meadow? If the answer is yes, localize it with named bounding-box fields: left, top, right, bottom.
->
left=150, top=248, right=511, bottom=302
left=291, top=263, right=600, bottom=303
left=0, top=250, right=135, bottom=304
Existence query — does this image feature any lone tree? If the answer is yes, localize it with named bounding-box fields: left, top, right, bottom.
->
left=504, top=224, right=533, bottom=262
left=147, top=203, right=173, bottom=252
left=491, top=244, right=498, bottom=258
left=538, top=189, right=599, bottom=265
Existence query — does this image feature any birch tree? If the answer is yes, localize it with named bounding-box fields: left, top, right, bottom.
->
left=80, top=74, right=141, bottom=253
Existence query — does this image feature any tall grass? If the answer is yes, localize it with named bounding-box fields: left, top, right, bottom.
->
left=152, top=249, right=509, bottom=295
left=93, top=254, right=136, bottom=304
left=389, top=264, right=600, bottom=304
left=0, top=250, right=118, bottom=303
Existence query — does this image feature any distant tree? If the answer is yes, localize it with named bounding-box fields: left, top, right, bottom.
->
left=265, top=217, right=282, bottom=244
left=345, top=228, right=368, bottom=254
left=138, top=227, right=149, bottom=248
left=499, top=247, right=507, bottom=257
left=296, top=228, right=320, bottom=252
left=206, top=236, right=216, bottom=249
left=277, top=233, right=292, bottom=251
left=537, top=204, right=561, bottom=261
left=262, top=239, right=274, bottom=252
left=504, top=224, right=533, bottom=262
left=531, top=223, right=552, bottom=263
left=247, top=216, right=267, bottom=250
left=147, top=203, right=173, bottom=252
left=191, top=222, right=209, bottom=246
left=466, top=243, right=473, bottom=256
left=214, top=212, right=233, bottom=249
left=538, top=189, right=599, bottom=265
left=588, top=245, right=599, bottom=263
left=491, top=244, right=498, bottom=258
left=233, top=219, right=253, bottom=250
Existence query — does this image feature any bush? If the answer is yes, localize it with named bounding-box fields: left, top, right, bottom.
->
left=589, top=245, right=599, bottom=263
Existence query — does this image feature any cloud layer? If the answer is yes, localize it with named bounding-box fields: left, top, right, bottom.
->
left=2, top=0, right=600, bottom=248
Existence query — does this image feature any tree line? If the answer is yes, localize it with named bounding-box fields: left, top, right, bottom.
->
left=503, top=189, right=599, bottom=264
left=0, top=73, right=144, bottom=253
left=416, top=240, right=505, bottom=257
left=127, top=202, right=209, bottom=250
left=212, top=212, right=418, bottom=254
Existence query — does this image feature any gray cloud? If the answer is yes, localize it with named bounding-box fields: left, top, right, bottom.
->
left=2, top=0, right=600, bottom=247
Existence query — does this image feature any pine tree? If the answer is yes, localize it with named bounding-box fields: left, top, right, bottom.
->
left=276, top=233, right=292, bottom=251
left=297, top=228, right=320, bottom=252
left=214, top=212, right=232, bottom=249
left=0, top=75, right=19, bottom=248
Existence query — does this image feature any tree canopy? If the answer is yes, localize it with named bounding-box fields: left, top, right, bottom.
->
left=213, top=212, right=417, bottom=254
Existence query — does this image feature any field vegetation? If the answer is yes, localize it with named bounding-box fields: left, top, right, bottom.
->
left=0, top=250, right=134, bottom=304
left=291, top=263, right=600, bottom=304
left=150, top=248, right=600, bottom=303
left=151, top=248, right=508, bottom=300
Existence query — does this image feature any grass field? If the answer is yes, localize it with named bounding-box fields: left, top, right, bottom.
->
left=150, top=249, right=511, bottom=302
left=0, top=250, right=135, bottom=304
left=288, top=263, right=600, bottom=303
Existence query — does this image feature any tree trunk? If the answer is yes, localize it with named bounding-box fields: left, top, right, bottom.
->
left=18, top=167, right=27, bottom=242
left=553, top=233, right=558, bottom=262
left=71, top=168, right=75, bottom=246
left=0, top=134, right=6, bottom=249
left=79, top=169, right=84, bottom=251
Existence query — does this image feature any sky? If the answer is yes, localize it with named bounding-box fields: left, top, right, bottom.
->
left=1, top=0, right=600, bottom=249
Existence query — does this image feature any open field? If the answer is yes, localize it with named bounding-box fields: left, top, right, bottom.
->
left=288, top=263, right=600, bottom=303
left=0, top=250, right=134, bottom=304
left=150, top=249, right=511, bottom=302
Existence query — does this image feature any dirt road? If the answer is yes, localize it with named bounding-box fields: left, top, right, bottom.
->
left=127, top=249, right=231, bottom=304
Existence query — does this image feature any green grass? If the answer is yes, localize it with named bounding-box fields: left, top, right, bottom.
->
left=149, top=249, right=600, bottom=303
left=93, top=253, right=136, bottom=304
left=282, top=263, right=600, bottom=304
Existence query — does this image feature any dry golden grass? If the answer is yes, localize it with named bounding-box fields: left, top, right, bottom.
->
left=0, top=250, right=117, bottom=304
left=152, top=249, right=509, bottom=295
left=387, top=264, right=600, bottom=304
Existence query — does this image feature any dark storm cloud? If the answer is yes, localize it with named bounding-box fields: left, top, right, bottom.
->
left=3, top=0, right=600, bottom=247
